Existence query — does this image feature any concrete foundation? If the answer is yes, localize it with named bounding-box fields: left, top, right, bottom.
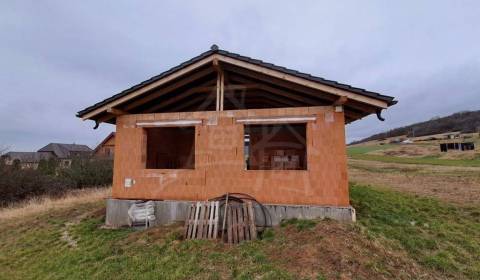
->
left=105, top=198, right=356, bottom=228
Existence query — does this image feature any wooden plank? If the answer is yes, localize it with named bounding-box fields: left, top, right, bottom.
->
left=187, top=203, right=196, bottom=239
left=227, top=205, right=232, bottom=244
left=202, top=202, right=210, bottom=239
left=184, top=204, right=192, bottom=238
left=207, top=201, right=215, bottom=239
left=136, top=119, right=202, bottom=127
left=202, top=203, right=208, bottom=239
left=232, top=206, right=238, bottom=244
left=247, top=202, right=257, bottom=240
left=216, top=70, right=221, bottom=111
left=193, top=202, right=203, bottom=239
left=213, top=201, right=219, bottom=240
left=236, top=116, right=316, bottom=124
left=192, top=202, right=201, bottom=239
left=238, top=206, right=244, bottom=242
left=220, top=72, right=225, bottom=111
left=242, top=203, right=250, bottom=240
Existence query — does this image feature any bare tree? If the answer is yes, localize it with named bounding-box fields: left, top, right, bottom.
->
left=0, top=145, right=9, bottom=156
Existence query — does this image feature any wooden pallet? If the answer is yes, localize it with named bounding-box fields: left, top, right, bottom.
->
left=226, top=201, right=257, bottom=244
left=184, top=201, right=220, bottom=240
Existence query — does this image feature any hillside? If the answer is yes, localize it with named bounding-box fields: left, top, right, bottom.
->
left=352, top=110, right=480, bottom=144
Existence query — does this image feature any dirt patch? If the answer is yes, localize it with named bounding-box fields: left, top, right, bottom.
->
left=263, top=221, right=439, bottom=279
left=349, top=159, right=480, bottom=205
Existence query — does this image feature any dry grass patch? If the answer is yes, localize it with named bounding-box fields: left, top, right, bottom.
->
left=0, top=187, right=111, bottom=221
left=349, top=159, right=480, bottom=205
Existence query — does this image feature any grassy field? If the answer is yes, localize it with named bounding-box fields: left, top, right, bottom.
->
left=347, top=145, right=480, bottom=167
left=1, top=185, right=479, bottom=279
left=351, top=184, right=480, bottom=279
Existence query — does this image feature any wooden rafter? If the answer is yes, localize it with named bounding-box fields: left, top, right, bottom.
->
left=166, top=92, right=216, bottom=112
left=223, top=65, right=339, bottom=102
left=229, top=74, right=322, bottom=106
left=122, top=67, right=215, bottom=111
left=143, top=79, right=216, bottom=113
left=216, top=54, right=389, bottom=108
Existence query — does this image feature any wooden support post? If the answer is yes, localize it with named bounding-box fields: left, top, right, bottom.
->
left=216, top=71, right=220, bottom=111
left=333, top=96, right=348, bottom=106
left=213, top=59, right=224, bottom=111
left=220, top=72, right=224, bottom=111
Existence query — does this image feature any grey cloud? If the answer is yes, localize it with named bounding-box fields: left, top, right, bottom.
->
left=1, top=0, right=479, bottom=150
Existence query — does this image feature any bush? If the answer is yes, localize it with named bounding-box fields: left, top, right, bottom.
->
left=59, top=157, right=113, bottom=188
left=0, top=157, right=112, bottom=207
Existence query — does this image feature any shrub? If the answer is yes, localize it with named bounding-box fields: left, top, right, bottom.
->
left=0, top=157, right=112, bottom=206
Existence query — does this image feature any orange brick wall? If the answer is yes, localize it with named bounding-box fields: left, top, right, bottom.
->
left=112, top=106, right=350, bottom=206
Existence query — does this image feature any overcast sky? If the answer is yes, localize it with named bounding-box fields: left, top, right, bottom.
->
left=1, top=1, right=479, bottom=151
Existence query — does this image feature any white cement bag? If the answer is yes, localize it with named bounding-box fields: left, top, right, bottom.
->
left=128, top=201, right=156, bottom=228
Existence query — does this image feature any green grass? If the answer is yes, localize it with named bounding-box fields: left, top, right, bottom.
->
left=347, top=144, right=480, bottom=167
left=0, top=202, right=293, bottom=280
left=350, top=183, right=480, bottom=278
left=2, top=184, right=480, bottom=279
left=346, top=144, right=394, bottom=156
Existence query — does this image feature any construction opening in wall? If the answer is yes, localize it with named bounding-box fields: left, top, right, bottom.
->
left=146, top=127, right=195, bottom=169
left=244, top=123, right=307, bottom=170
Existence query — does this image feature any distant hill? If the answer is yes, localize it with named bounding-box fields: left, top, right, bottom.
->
left=352, top=110, right=480, bottom=144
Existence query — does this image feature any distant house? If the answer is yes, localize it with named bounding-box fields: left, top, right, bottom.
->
left=93, top=132, right=115, bottom=159
left=1, top=143, right=93, bottom=169
left=1, top=152, right=53, bottom=169
left=37, top=143, right=93, bottom=167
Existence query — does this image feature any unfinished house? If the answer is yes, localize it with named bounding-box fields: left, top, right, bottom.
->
left=77, top=46, right=396, bottom=227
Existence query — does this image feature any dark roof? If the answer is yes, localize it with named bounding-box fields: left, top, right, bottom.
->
left=77, top=46, right=396, bottom=118
left=2, top=152, right=53, bottom=163
left=37, top=143, right=92, bottom=158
